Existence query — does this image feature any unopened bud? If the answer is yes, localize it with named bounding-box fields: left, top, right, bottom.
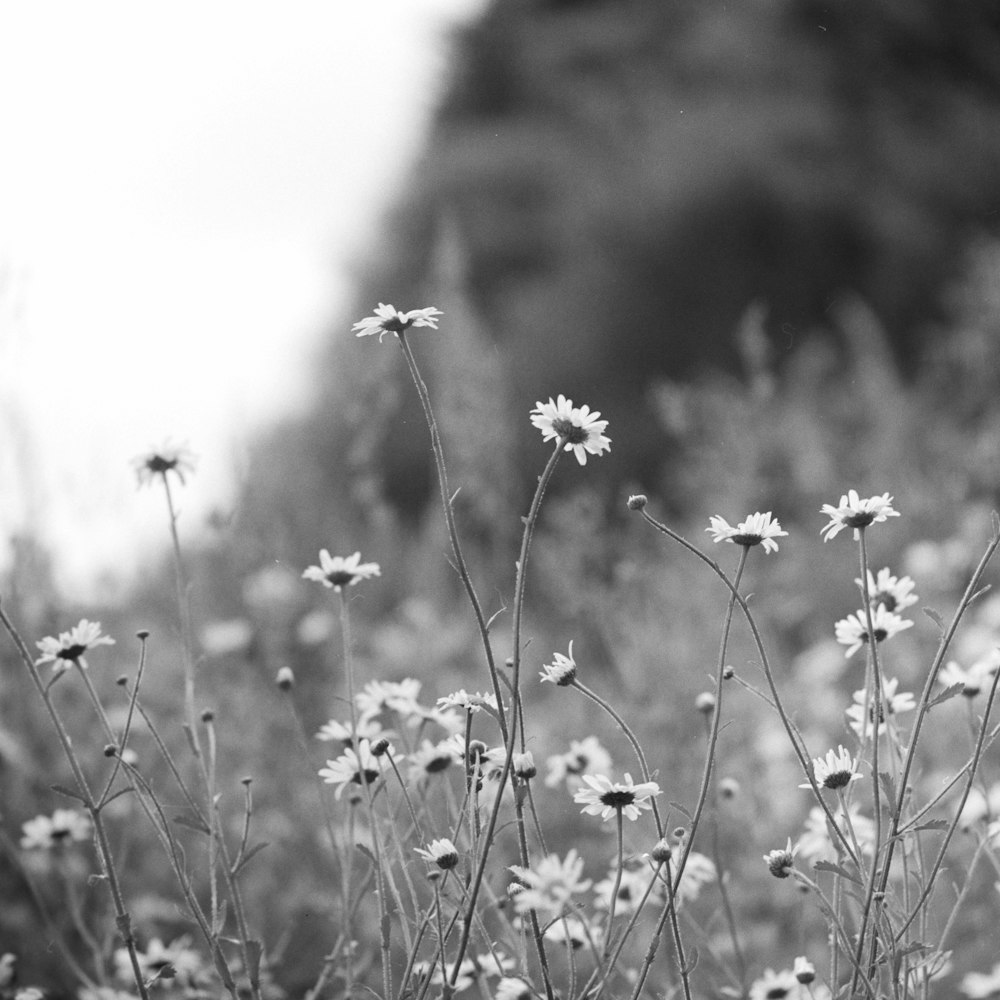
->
left=275, top=666, right=295, bottom=690
left=371, top=738, right=390, bottom=757
left=627, top=494, right=648, bottom=511
left=103, top=744, right=118, bottom=758
left=650, top=838, right=672, bottom=864
left=513, top=751, right=536, bottom=780
left=200, top=708, right=215, bottom=723
left=722, top=665, right=735, bottom=680
left=695, top=692, right=716, bottom=714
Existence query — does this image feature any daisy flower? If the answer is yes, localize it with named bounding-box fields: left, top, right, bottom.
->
left=35, top=620, right=115, bottom=673
left=132, top=442, right=196, bottom=487
left=315, top=717, right=385, bottom=748
left=414, top=838, right=459, bottom=870
left=748, top=968, right=799, bottom=1000
left=543, top=914, right=602, bottom=951
left=115, top=936, right=204, bottom=988
left=529, top=395, right=611, bottom=465
left=820, top=489, right=899, bottom=541
left=540, top=642, right=578, bottom=686
left=834, top=604, right=913, bottom=658
left=674, top=851, right=717, bottom=904
left=302, top=550, right=381, bottom=591
left=794, top=956, right=816, bottom=984
left=512, top=849, right=592, bottom=920
left=352, top=303, right=442, bottom=342
left=573, top=772, right=661, bottom=822
left=545, top=736, right=613, bottom=789
left=799, top=745, right=862, bottom=791
left=797, top=806, right=876, bottom=864
left=318, top=739, right=391, bottom=799
left=436, top=689, right=499, bottom=714
left=494, top=978, right=533, bottom=1000
left=960, top=962, right=1000, bottom=999
left=356, top=678, right=424, bottom=721
left=407, top=738, right=462, bottom=781
left=594, top=866, right=653, bottom=915
left=845, top=677, right=916, bottom=738
left=939, top=656, right=1000, bottom=698
left=762, top=838, right=797, bottom=879
left=858, top=567, right=918, bottom=613
left=20, top=809, right=92, bottom=850
left=706, top=511, right=787, bottom=554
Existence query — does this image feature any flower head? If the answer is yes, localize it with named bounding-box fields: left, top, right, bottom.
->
left=794, top=956, right=816, bottom=985
left=763, top=838, right=797, bottom=878
left=132, top=442, right=196, bottom=487
left=35, top=620, right=115, bottom=673
left=302, top=550, right=381, bottom=591
left=748, top=968, right=800, bottom=1000
left=20, top=809, right=92, bottom=850
left=845, top=677, right=916, bottom=738
left=407, top=738, right=463, bottom=781
left=574, top=772, right=661, bottom=823
left=594, top=865, right=653, bottom=915
left=115, top=936, right=203, bottom=988
left=414, top=838, right=459, bottom=870
left=318, top=739, right=392, bottom=799
left=355, top=678, right=423, bottom=721
left=315, top=717, right=385, bottom=748
left=494, top=978, right=533, bottom=1000
left=511, top=849, right=592, bottom=920
left=706, top=511, right=787, bottom=554
left=799, top=745, right=862, bottom=791
left=834, top=605, right=913, bottom=658
left=529, top=395, right=611, bottom=465
left=820, top=489, right=899, bottom=541
left=797, top=805, right=876, bottom=864
left=436, top=689, right=499, bottom=714
left=352, top=303, right=442, bottom=342
left=545, top=736, right=613, bottom=789
left=540, top=642, right=578, bottom=686
left=940, top=656, right=1000, bottom=698
left=858, top=567, right=918, bottom=613
left=962, top=961, right=1000, bottom=998
left=543, top=914, right=602, bottom=951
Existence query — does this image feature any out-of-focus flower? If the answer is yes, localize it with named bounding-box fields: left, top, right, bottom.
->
left=356, top=678, right=423, bottom=721
left=594, top=866, right=653, bottom=915
left=315, top=717, right=384, bottom=748
left=513, top=751, right=536, bottom=780
left=748, top=968, right=799, bottom=999
left=675, top=852, right=716, bottom=904
left=35, top=620, right=115, bottom=673
left=961, top=962, right=1000, bottom=998
left=539, top=642, right=578, bottom=686
left=858, top=567, right=918, bottom=613
left=797, top=806, right=876, bottom=864
left=296, top=608, right=336, bottom=645
left=940, top=657, right=1000, bottom=698
left=302, top=550, right=380, bottom=591
left=275, top=666, right=295, bottom=691
left=352, top=303, right=442, bottom=341
left=199, top=619, right=254, bottom=657
left=706, top=511, right=787, bottom=554
left=820, top=490, right=899, bottom=541
left=574, top=773, right=661, bottom=823
left=543, top=914, right=601, bottom=951
left=318, top=740, right=391, bottom=799
left=407, top=739, right=463, bottom=781
left=132, top=443, right=196, bottom=487
left=958, top=783, right=1000, bottom=829
left=436, top=690, right=499, bottom=714
left=545, top=736, right=613, bottom=789
left=414, top=838, right=459, bottom=870
left=494, top=978, right=533, bottom=1000
left=794, top=956, right=816, bottom=984
left=529, top=395, right=611, bottom=465
left=115, top=936, right=203, bottom=988
left=763, top=839, right=797, bottom=879
left=845, top=678, right=916, bottom=737
left=511, top=849, right=592, bottom=920
left=799, top=745, right=862, bottom=791
left=20, top=810, right=92, bottom=850
left=834, top=605, right=913, bottom=658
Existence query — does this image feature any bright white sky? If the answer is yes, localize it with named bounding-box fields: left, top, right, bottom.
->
left=0, top=0, right=484, bottom=600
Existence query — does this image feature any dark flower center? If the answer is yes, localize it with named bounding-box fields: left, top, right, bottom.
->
left=823, top=770, right=853, bottom=790
left=844, top=511, right=875, bottom=529
left=566, top=753, right=588, bottom=775
left=352, top=768, right=381, bottom=786
left=732, top=532, right=763, bottom=547
left=600, top=790, right=637, bottom=809
left=381, top=317, right=407, bottom=334
left=326, top=570, right=355, bottom=588
left=551, top=418, right=587, bottom=444
left=765, top=989, right=790, bottom=999
left=145, top=455, right=178, bottom=474
left=424, top=755, right=452, bottom=774
left=57, top=644, right=87, bottom=661
left=872, top=590, right=896, bottom=611
left=51, top=826, right=72, bottom=840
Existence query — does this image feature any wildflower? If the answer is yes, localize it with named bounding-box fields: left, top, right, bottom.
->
left=473, top=952, right=516, bottom=979
left=706, top=511, right=787, bottom=554
left=529, top=395, right=611, bottom=465
left=961, top=962, right=1000, bottom=999
left=791, top=956, right=816, bottom=985
left=414, top=838, right=459, bottom=870
left=513, top=751, right=537, bottom=780
left=20, top=810, right=92, bottom=850
left=627, top=494, right=648, bottom=511
left=275, top=666, right=295, bottom=691
left=355, top=678, right=423, bottom=721
left=512, top=849, right=592, bottom=920
left=594, top=866, right=653, bottom=915
left=797, top=806, right=876, bottom=864
left=763, top=839, right=797, bottom=878
left=858, top=567, right=918, bottom=613
left=674, top=852, right=716, bottom=904
left=574, top=772, right=661, bottom=822
left=834, top=605, right=913, bottom=658
left=748, top=968, right=799, bottom=999
left=695, top=691, right=716, bottom=714
left=315, top=717, right=384, bottom=748
left=539, top=642, right=578, bottom=686
left=939, top=656, right=1000, bottom=698
left=845, top=678, right=916, bottom=738
left=35, top=620, right=115, bottom=673
left=545, top=736, right=613, bottom=789
left=352, top=303, right=442, bottom=342
left=407, top=739, right=462, bottom=781
left=719, top=777, right=740, bottom=799
left=132, top=442, right=196, bottom=487
left=543, top=914, right=601, bottom=951
left=436, top=689, right=499, bottom=714
left=302, top=550, right=381, bottom=591
left=958, top=783, right=1000, bottom=829
left=494, top=978, right=533, bottom=1000
left=115, top=936, right=203, bottom=988
left=16, top=990, right=45, bottom=1000
left=411, top=959, right=474, bottom=994
left=318, top=740, right=391, bottom=799
left=820, top=489, right=899, bottom=541
left=799, top=745, right=861, bottom=791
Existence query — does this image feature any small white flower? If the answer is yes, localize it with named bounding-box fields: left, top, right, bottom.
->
left=132, top=442, right=196, bottom=487
left=748, top=968, right=799, bottom=1000
left=762, top=838, right=797, bottom=879
left=674, top=851, right=717, bottom=904
left=799, top=745, right=862, bottom=791
left=545, top=736, right=613, bottom=789
left=315, top=717, right=384, bottom=747
left=961, top=962, right=1000, bottom=999
left=794, top=955, right=816, bottom=984
left=797, top=806, right=876, bottom=864
left=512, top=849, right=592, bottom=920
left=573, top=773, right=661, bottom=823
left=540, top=642, right=577, bottom=686
left=414, top=838, right=459, bottom=870
left=302, top=550, right=381, bottom=591
left=939, top=656, right=1000, bottom=698
left=593, top=866, right=653, bottom=915
left=529, top=395, right=611, bottom=465
left=407, top=739, right=462, bottom=781
left=115, top=936, right=203, bottom=988
left=543, top=914, right=601, bottom=951
left=834, top=605, right=913, bottom=658
left=494, top=977, right=533, bottom=1000
left=318, top=739, right=391, bottom=799
left=35, top=620, right=115, bottom=673
left=706, top=511, right=787, bottom=554
left=20, top=809, right=92, bottom=850
left=436, top=689, right=499, bottom=714
left=858, top=567, right=918, bottom=613
left=820, top=489, right=899, bottom=541
left=355, top=678, right=423, bottom=720
left=845, top=677, right=916, bottom=738
left=352, top=303, right=442, bottom=342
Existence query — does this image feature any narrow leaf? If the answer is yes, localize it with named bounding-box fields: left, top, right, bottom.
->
left=50, top=784, right=87, bottom=804
left=879, top=771, right=898, bottom=815
left=669, top=801, right=693, bottom=821
left=908, top=819, right=949, bottom=834
left=232, top=842, right=270, bottom=875
left=922, top=607, right=944, bottom=631
left=212, top=900, right=229, bottom=937
left=245, top=940, right=263, bottom=986
left=813, top=860, right=862, bottom=885
left=927, top=683, right=964, bottom=709
left=355, top=842, right=377, bottom=868
left=172, top=812, right=211, bottom=835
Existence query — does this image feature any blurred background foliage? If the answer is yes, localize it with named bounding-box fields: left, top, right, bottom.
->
left=5, top=0, right=1000, bottom=994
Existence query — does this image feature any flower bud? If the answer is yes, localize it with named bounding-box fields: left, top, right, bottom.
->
left=275, top=666, right=295, bottom=690
left=627, top=494, right=648, bottom=511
